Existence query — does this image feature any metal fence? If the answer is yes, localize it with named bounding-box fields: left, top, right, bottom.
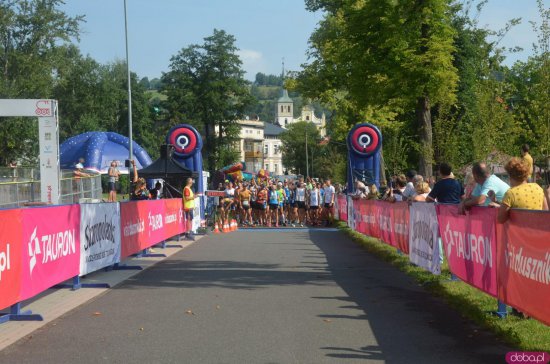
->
left=0, top=167, right=102, bottom=209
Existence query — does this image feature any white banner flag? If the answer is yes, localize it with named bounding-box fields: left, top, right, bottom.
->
left=80, top=203, right=122, bottom=275
left=409, top=203, right=441, bottom=275
left=192, top=196, right=201, bottom=233
left=347, top=196, right=355, bottom=230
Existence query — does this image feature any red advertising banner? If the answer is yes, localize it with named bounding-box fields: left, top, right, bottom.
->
left=0, top=209, right=23, bottom=310
left=20, top=205, right=81, bottom=301
left=363, top=200, right=380, bottom=239
left=164, top=198, right=186, bottom=239
left=121, top=200, right=168, bottom=258
left=437, top=205, right=498, bottom=297
left=376, top=201, right=393, bottom=246
left=497, top=210, right=550, bottom=326
left=391, top=202, right=410, bottom=254
left=337, top=194, right=348, bottom=222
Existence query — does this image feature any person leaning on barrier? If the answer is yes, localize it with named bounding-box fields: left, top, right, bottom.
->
left=383, top=174, right=407, bottom=202
left=493, top=157, right=548, bottom=223
left=352, top=180, right=367, bottom=199
left=459, top=162, right=509, bottom=214
left=426, top=163, right=463, bottom=204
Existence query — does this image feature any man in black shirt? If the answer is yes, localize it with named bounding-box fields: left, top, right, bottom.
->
left=426, top=163, right=463, bottom=204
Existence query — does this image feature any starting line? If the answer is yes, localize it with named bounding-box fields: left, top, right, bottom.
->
left=238, top=228, right=338, bottom=232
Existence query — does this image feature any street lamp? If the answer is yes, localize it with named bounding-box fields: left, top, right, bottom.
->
left=124, top=0, right=133, bottom=168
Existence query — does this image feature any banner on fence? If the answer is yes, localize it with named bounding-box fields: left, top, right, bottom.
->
left=120, top=200, right=166, bottom=258
left=364, top=200, right=380, bottom=239
left=437, top=205, right=497, bottom=297
left=391, top=202, right=410, bottom=254
left=20, top=205, right=81, bottom=301
left=409, top=203, right=440, bottom=274
left=497, top=210, right=550, bottom=326
left=0, top=209, right=23, bottom=310
left=79, top=203, right=121, bottom=276
left=347, top=196, right=355, bottom=230
left=192, top=196, right=201, bottom=232
left=337, top=194, right=347, bottom=222
left=164, top=198, right=185, bottom=239
left=377, top=201, right=392, bottom=246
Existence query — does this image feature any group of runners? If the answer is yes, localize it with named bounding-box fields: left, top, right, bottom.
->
left=214, top=177, right=337, bottom=228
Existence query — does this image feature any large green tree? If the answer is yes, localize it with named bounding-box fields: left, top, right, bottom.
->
left=162, top=29, right=254, bottom=172
left=296, top=0, right=458, bottom=177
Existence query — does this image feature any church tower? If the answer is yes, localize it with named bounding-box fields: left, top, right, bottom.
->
left=276, top=58, right=293, bottom=128
left=277, top=89, right=293, bottom=128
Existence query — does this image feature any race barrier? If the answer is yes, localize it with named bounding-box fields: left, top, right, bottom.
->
left=335, top=195, right=550, bottom=326
left=0, top=198, right=187, bottom=323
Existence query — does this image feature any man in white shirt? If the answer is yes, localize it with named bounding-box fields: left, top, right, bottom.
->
left=401, top=169, right=417, bottom=200
left=323, top=179, right=336, bottom=226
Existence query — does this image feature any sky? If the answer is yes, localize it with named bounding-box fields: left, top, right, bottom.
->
left=60, top=0, right=548, bottom=81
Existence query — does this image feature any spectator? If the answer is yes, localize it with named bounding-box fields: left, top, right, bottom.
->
left=426, top=163, right=463, bottom=204
left=520, top=144, right=534, bottom=182
left=131, top=178, right=150, bottom=200
left=462, top=172, right=476, bottom=200
left=367, top=184, right=379, bottom=200
left=149, top=181, right=162, bottom=199
left=107, top=161, right=120, bottom=202
left=402, top=169, right=417, bottom=200
left=73, top=163, right=89, bottom=178
left=413, top=182, right=431, bottom=202
left=8, top=160, right=16, bottom=168
left=496, top=158, right=547, bottom=223
left=459, top=162, right=509, bottom=213
left=383, top=174, right=407, bottom=202
left=352, top=180, right=367, bottom=199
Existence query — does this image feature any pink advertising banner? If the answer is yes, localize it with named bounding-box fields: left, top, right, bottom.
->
left=337, top=194, right=348, bottom=222
left=436, top=205, right=498, bottom=297
left=391, top=202, right=410, bottom=254
left=362, top=200, right=380, bottom=239
left=0, top=209, right=23, bottom=310
left=163, top=198, right=186, bottom=239
left=376, top=201, right=393, bottom=247
left=121, top=200, right=167, bottom=258
left=20, top=205, right=81, bottom=301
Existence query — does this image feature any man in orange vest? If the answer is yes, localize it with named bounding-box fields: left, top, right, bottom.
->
left=183, top=177, right=195, bottom=239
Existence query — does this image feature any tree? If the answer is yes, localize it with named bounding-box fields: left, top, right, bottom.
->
left=0, top=0, right=83, bottom=164
left=295, top=0, right=458, bottom=177
left=161, top=29, right=254, bottom=172
left=280, top=121, right=322, bottom=176
left=139, top=76, right=150, bottom=90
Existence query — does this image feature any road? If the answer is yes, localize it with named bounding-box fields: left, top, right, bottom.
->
left=0, top=228, right=510, bottom=363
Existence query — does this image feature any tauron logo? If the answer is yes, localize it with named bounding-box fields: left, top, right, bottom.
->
left=28, top=227, right=41, bottom=274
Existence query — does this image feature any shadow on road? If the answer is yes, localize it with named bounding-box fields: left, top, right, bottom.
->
left=307, top=230, right=509, bottom=364
left=117, top=259, right=334, bottom=290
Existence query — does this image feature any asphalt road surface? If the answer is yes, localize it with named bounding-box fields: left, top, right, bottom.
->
left=0, top=228, right=510, bottom=363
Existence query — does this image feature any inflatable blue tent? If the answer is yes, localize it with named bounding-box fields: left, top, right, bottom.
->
left=60, top=132, right=152, bottom=174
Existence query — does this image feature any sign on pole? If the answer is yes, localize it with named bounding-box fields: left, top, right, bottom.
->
left=0, top=99, right=60, bottom=204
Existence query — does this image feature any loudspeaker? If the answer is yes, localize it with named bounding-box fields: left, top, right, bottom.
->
left=160, top=144, right=175, bottom=159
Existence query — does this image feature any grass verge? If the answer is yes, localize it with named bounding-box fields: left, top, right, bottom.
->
left=336, top=221, right=550, bottom=352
